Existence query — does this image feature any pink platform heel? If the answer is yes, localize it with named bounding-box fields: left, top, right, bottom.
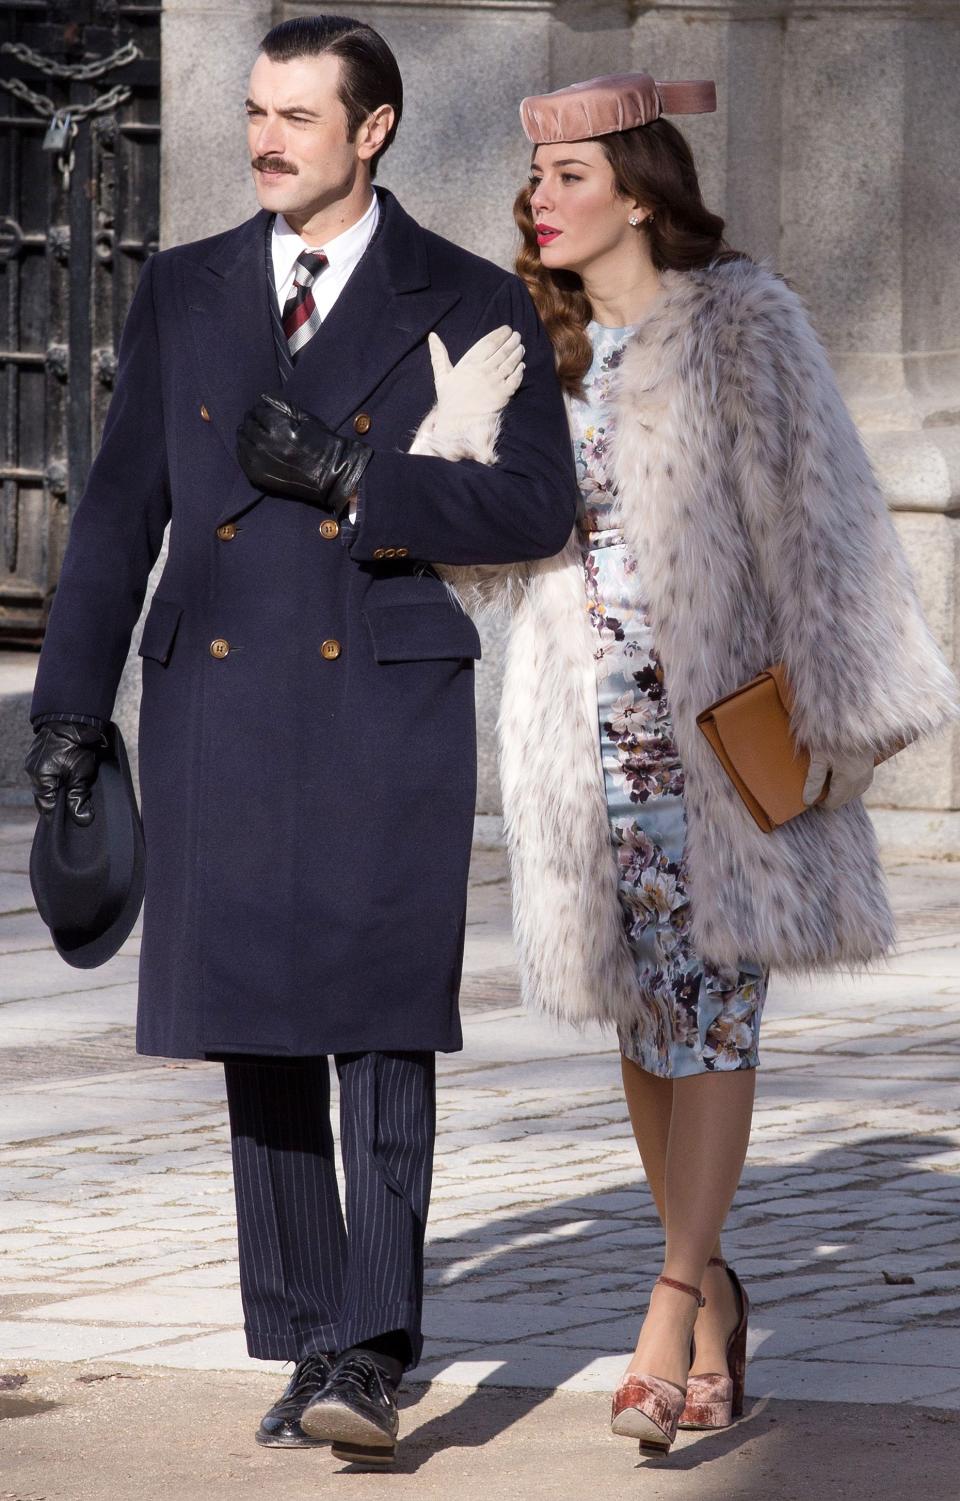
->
left=679, top=1257, right=749, bottom=1429
left=610, top=1276, right=705, bottom=1453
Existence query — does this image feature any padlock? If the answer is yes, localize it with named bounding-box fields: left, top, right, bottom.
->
left=42, top=112, right=73, bottom=153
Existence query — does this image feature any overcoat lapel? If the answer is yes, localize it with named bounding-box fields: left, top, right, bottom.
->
left=279, top=193, right=459, bottom=434
left=186, top=192, right=460, bottom=527
left=185, top=209, right=282, bottom=524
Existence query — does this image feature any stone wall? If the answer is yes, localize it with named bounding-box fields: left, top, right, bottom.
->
left=119, top=0, right=959, bottom=851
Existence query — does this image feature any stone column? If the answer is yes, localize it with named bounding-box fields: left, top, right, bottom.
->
left=161, top=0, right=272, bottom=246
left=773, top=0, right=960, bottom=854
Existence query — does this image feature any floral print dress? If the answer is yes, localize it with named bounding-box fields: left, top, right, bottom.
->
left=570, top=321, right=767, bottom=1078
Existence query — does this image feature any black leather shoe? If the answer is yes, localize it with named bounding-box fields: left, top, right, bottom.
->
left=256, top=1353, right=334, bottom=1447
left=300, top=1351, right=399, bottom=1468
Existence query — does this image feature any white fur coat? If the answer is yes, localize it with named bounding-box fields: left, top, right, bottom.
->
left=413, top=259, right=959, bottom=1031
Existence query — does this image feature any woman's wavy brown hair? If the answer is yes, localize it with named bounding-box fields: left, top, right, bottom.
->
left=515, top=118, right=743, bottom=395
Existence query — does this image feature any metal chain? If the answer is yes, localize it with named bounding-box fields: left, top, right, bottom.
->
left=0, top=76, right=132, bottom=189
left=0, top=74, right=132, bottom=124
left=0, top=39, right=141, bottom=82
left=0, top=74, right=58, bottom=117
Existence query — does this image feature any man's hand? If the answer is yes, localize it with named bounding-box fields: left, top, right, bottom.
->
left=25, top=721, right=105, bottom=825
left=237, top=393, right=372, bottom=515
left=802, top=751, right=875, bottom=811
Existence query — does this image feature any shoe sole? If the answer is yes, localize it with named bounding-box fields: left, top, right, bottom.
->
left=611, top=1408, right=673, bottom=1450
left=331, top=1441, right=396, bottom=1469
left=300, top=1397, right=397, bottom=1454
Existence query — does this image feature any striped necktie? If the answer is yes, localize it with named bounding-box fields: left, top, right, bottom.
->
left=281, top=249, right=328, bottom=360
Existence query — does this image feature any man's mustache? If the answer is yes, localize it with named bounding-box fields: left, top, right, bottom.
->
left=252, top=156, right=298, bottom=175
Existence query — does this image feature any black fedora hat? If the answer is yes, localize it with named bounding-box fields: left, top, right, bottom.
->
left=29, top=722, right=145, bottom=969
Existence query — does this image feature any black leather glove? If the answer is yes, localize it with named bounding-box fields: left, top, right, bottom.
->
left=236, top=393, right=372, bottom=515
left=25, top=721, right=106, bottom=825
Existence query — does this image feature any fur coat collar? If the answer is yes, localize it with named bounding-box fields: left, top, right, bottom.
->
left=424, top=258, right=959, bottom=1030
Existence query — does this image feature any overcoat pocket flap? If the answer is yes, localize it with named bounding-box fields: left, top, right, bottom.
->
left=138, top=598, right=184, bottom=665
left=363, top=602, right=482, bottom=663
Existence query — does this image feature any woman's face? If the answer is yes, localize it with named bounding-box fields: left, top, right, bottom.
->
left=528, top=142, right=641, bottom=275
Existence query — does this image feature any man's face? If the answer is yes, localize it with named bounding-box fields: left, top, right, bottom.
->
left=245, top=52, right=362, bottom=218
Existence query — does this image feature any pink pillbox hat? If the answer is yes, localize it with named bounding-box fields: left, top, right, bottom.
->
left=519, top=72, right=717, bottom=145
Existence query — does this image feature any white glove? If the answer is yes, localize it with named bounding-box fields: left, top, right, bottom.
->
left=427, top=325, right=524, bottom=423
left=802, top=751, right=875, bottom=811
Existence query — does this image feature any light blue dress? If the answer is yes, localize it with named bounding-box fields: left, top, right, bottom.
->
left=569, top=321, right=767, bottom=1079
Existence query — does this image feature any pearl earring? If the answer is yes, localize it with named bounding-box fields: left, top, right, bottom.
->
left=629, top=215, right=640, bottom=227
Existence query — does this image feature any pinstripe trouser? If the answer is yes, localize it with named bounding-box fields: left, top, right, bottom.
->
left=223, top=1050, right=436, bottom=1368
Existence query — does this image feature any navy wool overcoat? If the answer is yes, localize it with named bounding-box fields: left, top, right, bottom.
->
left=31, top=189, right=577, bottom=1059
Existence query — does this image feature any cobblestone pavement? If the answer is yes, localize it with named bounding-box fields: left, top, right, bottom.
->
left=0, top=805, right=959, bottom=1416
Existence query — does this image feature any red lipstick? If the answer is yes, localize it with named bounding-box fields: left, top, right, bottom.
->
left=536, top=224, right=561, bottom=246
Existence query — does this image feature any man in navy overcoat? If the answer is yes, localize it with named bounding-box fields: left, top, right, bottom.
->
left=26, top=14, right=575, bottom=1467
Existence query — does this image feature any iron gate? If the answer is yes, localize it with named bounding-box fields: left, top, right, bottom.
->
left=0, top=0, right=160, bottom=645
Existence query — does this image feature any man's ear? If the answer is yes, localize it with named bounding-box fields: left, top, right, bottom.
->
left=356, top=104, right=395, bottom=163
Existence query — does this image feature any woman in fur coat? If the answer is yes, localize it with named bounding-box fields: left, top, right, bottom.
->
left=414, top=72, right=958, bottom=1454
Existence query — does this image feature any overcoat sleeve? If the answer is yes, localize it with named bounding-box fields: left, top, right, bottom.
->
left=31, top=254, right=171, bottom=723
left=726, top=276, right=959, bottom=759
left=407, top=395, right=536, bottom=621
left=347, top=275, right=578, bottom=567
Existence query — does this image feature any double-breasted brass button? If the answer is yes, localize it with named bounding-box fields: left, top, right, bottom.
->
left=320, top=639, right=341, bottom=661
left=396, top=547, right=409, bottom=558
left=200, top=403, right=212, bottom=422
left=384, top=547, right=397, bottom=559
left=373, top=547, right=386, bottom=560
left=216, top=523, right=237, bottom=541
left=353, top=412, right=372, bottom=435
left=210, top=638, right=230, bottom=659
left=319, top=518, right=340, bottom=540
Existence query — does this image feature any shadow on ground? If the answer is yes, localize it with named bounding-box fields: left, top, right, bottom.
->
left=1, top=1363, right=958, bottom=1501
left=391, top=1129, right=960, bottom=1471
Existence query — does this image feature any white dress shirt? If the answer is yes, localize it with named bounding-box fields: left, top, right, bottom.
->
left=271, top=193, right=380, bottom=321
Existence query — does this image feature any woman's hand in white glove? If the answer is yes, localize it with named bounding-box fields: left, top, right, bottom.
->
left=427, top=326, right=524, bottom=423
left=802, top=751, right=875, bottom=810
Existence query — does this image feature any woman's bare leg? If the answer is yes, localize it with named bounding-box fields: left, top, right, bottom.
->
left=620, top=1056, right=672, bottom=1224
left=620, top=1060, right=755, bottom=1386
left=621, top=1058, right=739, bottom=1375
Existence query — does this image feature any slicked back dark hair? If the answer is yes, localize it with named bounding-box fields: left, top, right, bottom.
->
left=259, top=15, right=402, bottom=178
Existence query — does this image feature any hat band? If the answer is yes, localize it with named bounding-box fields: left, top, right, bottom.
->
left=655, top=79, right=717, bottom=116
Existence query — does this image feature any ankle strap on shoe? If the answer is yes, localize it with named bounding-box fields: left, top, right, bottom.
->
left=656, top=1275, right=705, bottom=1307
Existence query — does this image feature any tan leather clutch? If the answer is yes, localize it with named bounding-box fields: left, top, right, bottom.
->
left=696, top=664, right=822, bottom=833
left=697, top=664, right=903, bottom=832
